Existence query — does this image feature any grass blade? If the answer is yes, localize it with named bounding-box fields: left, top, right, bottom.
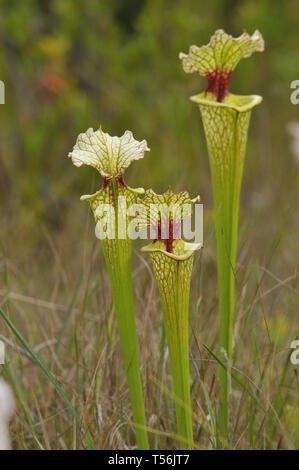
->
left=0, top=307, right=95, bottom=450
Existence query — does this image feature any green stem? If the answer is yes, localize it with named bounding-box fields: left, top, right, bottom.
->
left=69, top=126, right=150, bottom=449
left=104, top=238, right=149, bottom=450
left=179, top=27, right=264, bottom=443
left=99, top=178, right=149, bottom=450
left=214, top=168, right=240, bottom=438
left=166, top=329, right=193, bottom=450
left=147, top=247, right=195, bottom=449
left=196, top=97, right=255, bottom=441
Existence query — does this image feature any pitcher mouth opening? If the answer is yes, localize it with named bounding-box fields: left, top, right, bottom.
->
left=190, top=92, right=263, bottom=113
left=141, top=240, right=202, bottom=261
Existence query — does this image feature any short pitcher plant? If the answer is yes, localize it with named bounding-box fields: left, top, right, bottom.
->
left=69, top=127, right=149, bottom=449
left=180, top=29, right=264, bottom=440
left=140, top=189, right=201, bottom=449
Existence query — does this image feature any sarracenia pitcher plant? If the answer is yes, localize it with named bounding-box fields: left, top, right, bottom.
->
left=69, top=127, right=149, bottom=449
left=180, top=29, right=264, bottom=440
left=140, top=189, right=201, bottom=449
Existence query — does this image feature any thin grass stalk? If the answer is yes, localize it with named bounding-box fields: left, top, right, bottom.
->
left=0, top=307, right=95, bottom=449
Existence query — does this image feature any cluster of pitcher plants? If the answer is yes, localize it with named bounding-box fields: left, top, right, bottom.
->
left=67, top=29, right=265, bottom=449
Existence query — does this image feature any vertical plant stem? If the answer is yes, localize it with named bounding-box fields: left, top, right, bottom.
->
left=179, top=28, right=264, bottom=443
left=199, top=104, right=251, bottom=439
left=140, top=189, right=200, bottom=449
left=164, top=290, right=193, bottom=449
left=147, top=248, right=196, bottom=450
left=104, top=239, right=149, bottom=450
left=68, top=126, right=150, bottom=449
left=99, top=178, right=149, bottom=449
left=154, top=325, right=165, bottom=450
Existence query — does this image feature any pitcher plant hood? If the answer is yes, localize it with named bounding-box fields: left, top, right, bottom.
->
left=68, top=126, right=149, bottom=180
left=139, top=188, right=201, bottom=256
left=179, top=29, right=264, bottom=103
left=69, top=126, right=149, bottom=231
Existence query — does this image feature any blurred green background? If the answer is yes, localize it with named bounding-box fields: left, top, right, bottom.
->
left=1, top=0, right=298, bottom=238
left=0, top=0, right=299, bottom=449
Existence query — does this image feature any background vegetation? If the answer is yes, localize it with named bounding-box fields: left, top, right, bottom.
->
left=0, top=0, right=298, bottom=449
